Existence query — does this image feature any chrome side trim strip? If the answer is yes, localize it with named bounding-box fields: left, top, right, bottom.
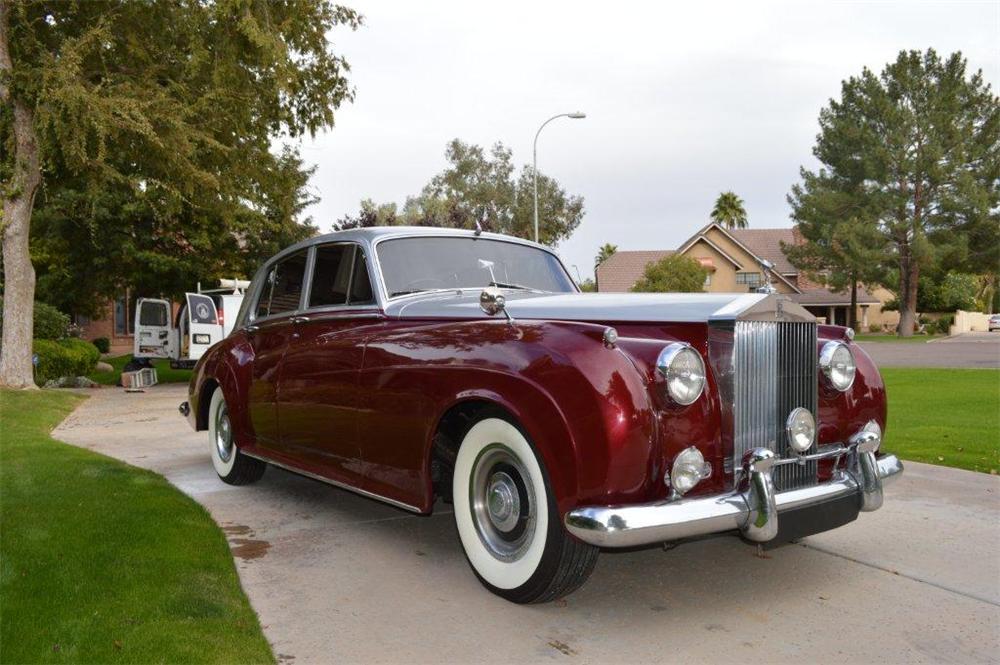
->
left=242, top=451, right=423, bottom=513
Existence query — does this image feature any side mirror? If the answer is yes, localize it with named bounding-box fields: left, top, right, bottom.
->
left=479, top=287, right=507, bottom=316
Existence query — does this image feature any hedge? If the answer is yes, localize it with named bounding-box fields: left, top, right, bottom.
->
left=32, top=338, right=101, bottom=384
left=0, top=297, right=71, bottom=340
left=92, top=337, right=110, bottom=354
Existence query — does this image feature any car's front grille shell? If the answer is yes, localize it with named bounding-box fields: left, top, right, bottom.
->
left=713, top=319, right=818, bottom=491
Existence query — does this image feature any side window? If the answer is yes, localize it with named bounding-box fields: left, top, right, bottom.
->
left=255, top=251, right=308, bottom=318
left=349, top=248, right=375, bottom=305
left=309, top=244, right=352, bottom=308
left=306, top=244, right=376, bottom=309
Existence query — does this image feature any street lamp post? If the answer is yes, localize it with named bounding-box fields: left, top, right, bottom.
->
left=533, top=111, right=586, bottom=243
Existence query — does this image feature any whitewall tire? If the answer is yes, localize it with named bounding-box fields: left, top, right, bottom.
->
left=452, top=413, right=598, bottom=603
left=208, top=388, right=266, bottom=485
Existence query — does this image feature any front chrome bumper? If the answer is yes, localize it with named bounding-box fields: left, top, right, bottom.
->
left=565, top=441, right=903, bottom=548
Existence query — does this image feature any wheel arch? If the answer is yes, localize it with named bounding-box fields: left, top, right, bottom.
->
left=425, top=385, right=580, bottom=516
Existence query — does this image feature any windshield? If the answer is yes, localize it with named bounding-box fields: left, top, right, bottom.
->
left=377, top=237, right=576, bottom=297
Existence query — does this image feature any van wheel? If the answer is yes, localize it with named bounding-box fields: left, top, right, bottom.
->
left=209, top=389, right=266, bottom=485
left=452, top=414, right=599, bottom=603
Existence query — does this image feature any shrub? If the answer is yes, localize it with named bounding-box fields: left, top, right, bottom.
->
left=935, top=314, right=955, bottom=335
left=32, top=338, right=101, bottom=384
left=0, top=297, right=70, bottom=340
left=868, top=323, right=882, bottom=334
left=32, top=301, right=71, bottom=340
left=92, top=337, right=110, bottom=354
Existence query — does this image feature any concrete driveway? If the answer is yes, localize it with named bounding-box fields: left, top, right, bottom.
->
left=858, top=333, right=1000, bottom=369
left=54, top=385, right=1000, bottom=664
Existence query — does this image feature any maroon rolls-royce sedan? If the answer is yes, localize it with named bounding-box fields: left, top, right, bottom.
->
left=181, top=227, right=902, bottom=603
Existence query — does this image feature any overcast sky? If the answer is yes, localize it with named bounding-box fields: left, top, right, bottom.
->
left=299, top=0, right=999, bottom=280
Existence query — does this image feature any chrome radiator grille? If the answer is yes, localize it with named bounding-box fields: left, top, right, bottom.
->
left=732, top=320, right=818, bottom=491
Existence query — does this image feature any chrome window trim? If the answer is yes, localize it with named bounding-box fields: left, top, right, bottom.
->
left=301, top=241, right=379, bottom=313
left=370, top=233, right=579, bottom=304
left=247, top=246, right=313, bottom=326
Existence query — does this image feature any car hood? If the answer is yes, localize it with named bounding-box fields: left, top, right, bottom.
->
left=383, top=291, right=808, bottom=324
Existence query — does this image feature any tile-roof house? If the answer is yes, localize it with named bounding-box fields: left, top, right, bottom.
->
left=596, top=223, right=899, bottom=329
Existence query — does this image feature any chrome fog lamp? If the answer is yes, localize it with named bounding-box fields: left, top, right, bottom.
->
left=785, top=407, right=816, bottom=453
left=851, top=420, right=882, bottom=453
left=669, top=446, right=712, bottom=496
left=656, top=343, right=706, bottom=406
left=819, top=340, right=856, bottom=391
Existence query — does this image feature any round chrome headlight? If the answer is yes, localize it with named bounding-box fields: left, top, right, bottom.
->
left=656, top=343, right=706, bottom=406
left=785, top=407, right=816, bottom=453
left=819, top=341, right=856, bottom=391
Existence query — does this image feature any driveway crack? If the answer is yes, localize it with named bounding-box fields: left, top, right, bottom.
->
left=797, top=541, right=1000, bottom=607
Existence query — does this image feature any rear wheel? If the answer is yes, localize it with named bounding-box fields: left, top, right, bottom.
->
left=208, top=389, right=266, bottom=485
left=452, top=414, right=598, bottom=603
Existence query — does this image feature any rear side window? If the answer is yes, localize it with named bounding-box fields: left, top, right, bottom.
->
left=256, top=250, right=308, bottom=318
left=308, top=244, right=375, bottom=308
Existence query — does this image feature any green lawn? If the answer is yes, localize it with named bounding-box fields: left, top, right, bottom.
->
left=0, top=390, right=273, bottom=664
left=882, top=368, right=1000, bottom=474
left=854, top=334, right=945, bottom=343
left=88, top=354, right=193, bottom=386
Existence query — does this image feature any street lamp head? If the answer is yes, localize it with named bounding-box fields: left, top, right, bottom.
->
left=568, top=112, right=587, bottom=119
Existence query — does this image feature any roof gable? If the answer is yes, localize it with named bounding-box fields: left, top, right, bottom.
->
left=677, top=223, right=800, bottom=293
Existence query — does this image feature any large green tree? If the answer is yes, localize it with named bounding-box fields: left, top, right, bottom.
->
left=1, top=0, right=360, bottom=387
left=791, top=49, right=999, bottom=336
left=335, top=139, right=585, bottom=245
left=710, top=191, right=748, bottom=229
left=631, top=254, right=708, bottom=293
left=784, top=191, right=890, bottom=330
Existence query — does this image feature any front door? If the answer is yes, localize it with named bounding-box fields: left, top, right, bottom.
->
left=277, top=243, right=380, bottom=485
left=133, top=298, right=174, bottom=359
left=245, top=249, right=309, bottom=447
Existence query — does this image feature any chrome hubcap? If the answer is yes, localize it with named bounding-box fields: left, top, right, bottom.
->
left=215, top=401, right=233, bottom=463
left=470, top=444, right=535, bottom=562
left=486, top=472, right=520, bottom=532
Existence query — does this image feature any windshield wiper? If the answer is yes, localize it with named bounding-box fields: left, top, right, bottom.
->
left=489, top=281, right=533, bottom=290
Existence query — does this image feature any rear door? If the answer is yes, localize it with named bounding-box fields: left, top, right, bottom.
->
left=133, top=298, right=175, bottom=359
left=184, top=293, right=224, bottom=361
left=245, top=249, right=309, bottom=447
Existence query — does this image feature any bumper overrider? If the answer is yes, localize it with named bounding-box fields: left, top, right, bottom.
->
left=565, top=428, right=903, bottom=548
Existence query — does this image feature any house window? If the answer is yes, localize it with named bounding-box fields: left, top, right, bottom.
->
left=736, top=272, right=762, bottom=289
left=704, top=273, right=712, bottom=288
left=114, top=295, right=134, bottom=336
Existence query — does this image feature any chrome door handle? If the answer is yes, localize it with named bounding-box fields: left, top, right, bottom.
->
left=290, top=316, right=310, bottom=324
left=245, top=324, right=260, bottom=333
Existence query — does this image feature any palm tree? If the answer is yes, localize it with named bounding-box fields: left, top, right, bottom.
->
left=595, top=243, right=618, bottom=267
left=710, top=191, right=748, bottom=229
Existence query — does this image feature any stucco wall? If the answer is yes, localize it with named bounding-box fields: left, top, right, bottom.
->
left=951, top=310, right=992, bottom=334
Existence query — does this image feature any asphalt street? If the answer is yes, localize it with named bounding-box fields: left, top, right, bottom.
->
left=858, top=332, right=1000, bottom=369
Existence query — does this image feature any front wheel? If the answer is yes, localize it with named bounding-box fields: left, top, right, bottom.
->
left=452, top=415, right=598, bottom=603
left=208, top=389, right=266, bottom=485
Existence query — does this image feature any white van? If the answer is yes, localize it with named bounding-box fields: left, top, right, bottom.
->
left=133, top=280, right=248, bottom=368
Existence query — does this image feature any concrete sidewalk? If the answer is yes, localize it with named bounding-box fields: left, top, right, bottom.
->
left=54, top=385, right=1000, bottom=664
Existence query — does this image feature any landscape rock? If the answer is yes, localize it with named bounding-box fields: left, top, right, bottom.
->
left=43, top=376, right=101, bottom=389
left=94, top=361, right=114, bottom=373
